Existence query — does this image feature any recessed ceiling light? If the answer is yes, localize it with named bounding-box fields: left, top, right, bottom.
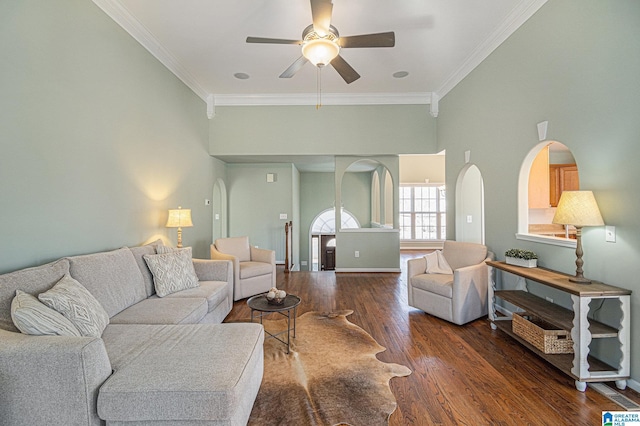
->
left=393, top=71, right=409, bottom=78
left=234, top=72, right=250, bottom=80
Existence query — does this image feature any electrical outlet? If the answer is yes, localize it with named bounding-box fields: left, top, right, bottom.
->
left=466, top=215, right=473, bottom=223
left=354, top=251, right=360, bottom=258
left=605, top=226, right=616, bottom=243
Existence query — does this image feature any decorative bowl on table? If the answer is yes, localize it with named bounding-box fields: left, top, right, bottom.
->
left=266, top=287, right=287, bottom=305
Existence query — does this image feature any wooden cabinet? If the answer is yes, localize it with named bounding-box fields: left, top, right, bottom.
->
left=487, top=261, right=631, bottom=391
left=549, top=164, right=579, bottom=207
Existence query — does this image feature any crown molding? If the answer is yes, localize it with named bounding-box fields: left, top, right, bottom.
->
left=436, top=0, right=547, bottom=99
left=213, top=92, right=432, bottom=107
left=92, top=0, right=209, bottom=101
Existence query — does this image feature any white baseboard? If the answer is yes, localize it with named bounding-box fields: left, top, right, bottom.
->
left=334, top=268, right=401, bottom=273
left=627, top=378, right=640, bottom=392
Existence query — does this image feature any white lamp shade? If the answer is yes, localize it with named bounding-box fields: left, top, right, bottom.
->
left=302, top=38, right=340, bottom=66
left=552, top=191, right=604, bottom=227
left=166, top=207, right=193, bottom=228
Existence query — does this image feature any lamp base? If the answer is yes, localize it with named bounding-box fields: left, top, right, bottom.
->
left=569, top=276, right=592, bottom=284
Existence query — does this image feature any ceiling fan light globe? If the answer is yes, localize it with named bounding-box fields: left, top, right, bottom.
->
left=302, top=38, right=340, bottom=67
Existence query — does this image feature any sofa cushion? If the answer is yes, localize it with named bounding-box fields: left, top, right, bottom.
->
left=410, top=273, right=454, bottom=299
left=11, top=290, right=81, bottom=336
left=98, top=323, right=264, bottom=423
left=143, top=248, right=199, bottom=297
left=129, top=240, right=163, bottom=298
left=239, top=261, right=274, bottom=279
left=163, top=281, right=229, bottom=313
left=68, top=247, right=147, bottom=318
left=0, top=259, right=70, bottom=332
left=38, top=274, right=110, bottom=338
left=215, top=236, right=251, bottom=262
left=109, top=298, right=208, bottom=325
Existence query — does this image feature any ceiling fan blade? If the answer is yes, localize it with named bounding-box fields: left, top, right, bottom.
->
left=246, top=36, right=303, bottom=45
left=280, top=56, right=309, bottom=78
left=330, top=55, right=360, bottom=84
left=310, top=0, right=333, bottom=36
left=339, top=32, right=395, bottom=48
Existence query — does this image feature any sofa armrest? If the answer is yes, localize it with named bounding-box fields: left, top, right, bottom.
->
left=193, top=258, right=232, bottom=283
left=0, top=329, right=112, bottom=426
left=250, top=246, right=275, bottom=265
left=407, top=257, right=427, bottom=279
left=450, top=254, right=495, bottom=324
left=193, top=259, right=234, bottom=312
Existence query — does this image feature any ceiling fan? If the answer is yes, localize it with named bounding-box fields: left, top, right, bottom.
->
left=246, top=0, right=395, bottom=84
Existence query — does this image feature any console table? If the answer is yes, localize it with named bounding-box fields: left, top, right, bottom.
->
left=487, top=260, right=631, bottom=391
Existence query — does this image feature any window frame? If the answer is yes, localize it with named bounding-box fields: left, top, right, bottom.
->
left=399, top=184, right=446, bottom=241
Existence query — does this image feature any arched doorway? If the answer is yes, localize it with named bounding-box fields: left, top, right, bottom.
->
left=455, top=164, right=485, bottom=244
left=309, top=208, right=360, bottom=271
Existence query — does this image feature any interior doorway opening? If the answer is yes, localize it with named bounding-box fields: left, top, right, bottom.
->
left=309, top=208, right=360, bottom=271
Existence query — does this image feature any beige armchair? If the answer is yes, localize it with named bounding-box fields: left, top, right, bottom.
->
left=407, top=241, right=494, bottom=325
left=210, top=236, right=276, bottom=301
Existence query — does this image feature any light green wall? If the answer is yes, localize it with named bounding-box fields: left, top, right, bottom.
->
left=299, top=172, right=335, bottom=270
left=209, top=105, right=437, bottom=156
left=226, top=163, right=295, bottom=262
left=0, top=1, right=219, bottom=273
left=438, top=0, right=640, bottom=383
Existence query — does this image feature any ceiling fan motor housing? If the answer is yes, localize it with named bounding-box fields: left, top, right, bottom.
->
left=301, top=24, right=340, bottom=67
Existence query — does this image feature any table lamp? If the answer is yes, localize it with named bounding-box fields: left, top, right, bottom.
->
left=166, top=206, right=193, bottom=248
left=552, top=191, right=604, bottom=283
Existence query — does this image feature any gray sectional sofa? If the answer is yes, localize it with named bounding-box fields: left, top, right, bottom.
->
left=0, top=241, right=264, bottom=426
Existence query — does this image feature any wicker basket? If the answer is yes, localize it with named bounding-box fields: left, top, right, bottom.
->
left=512, top=312, right=574, bottom=354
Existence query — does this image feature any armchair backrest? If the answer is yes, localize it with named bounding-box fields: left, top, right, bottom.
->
left=214, top=237, right=251, bottom=262
left=442, top=240, right=488, bottom=271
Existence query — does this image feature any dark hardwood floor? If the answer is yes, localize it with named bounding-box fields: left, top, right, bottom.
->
left=225, top=251, right=639, bottom=425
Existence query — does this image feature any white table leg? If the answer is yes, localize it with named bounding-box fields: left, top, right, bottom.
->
left=571, top=295, right=592, bottom=382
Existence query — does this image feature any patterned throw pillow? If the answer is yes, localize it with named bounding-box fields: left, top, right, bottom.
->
left=143, top=248, right=199, bottom=297
left=11, top=290, right=81, bottom=336
left=38, top=274, right=109, bottom=338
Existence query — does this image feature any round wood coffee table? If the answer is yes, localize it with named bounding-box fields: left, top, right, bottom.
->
left=247, top=293, right=301, bottom=353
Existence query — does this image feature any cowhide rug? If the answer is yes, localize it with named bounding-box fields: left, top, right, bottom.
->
left=247, top=310, right=411, bottom=426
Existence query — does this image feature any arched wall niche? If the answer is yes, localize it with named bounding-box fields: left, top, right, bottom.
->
left=333, top=155, right=400, bottom=272
left=336, top=157, right=398, bottom=231
left=516, top=141, right=579, bottom=248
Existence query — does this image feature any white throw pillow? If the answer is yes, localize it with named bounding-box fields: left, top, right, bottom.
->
left=144, top=247, right=199, bottom=297
left=11, top=290, right=82, bottom=336
left=38, top=274, right=109, bottom=338
left=424, top=250, right=453, bottom=275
